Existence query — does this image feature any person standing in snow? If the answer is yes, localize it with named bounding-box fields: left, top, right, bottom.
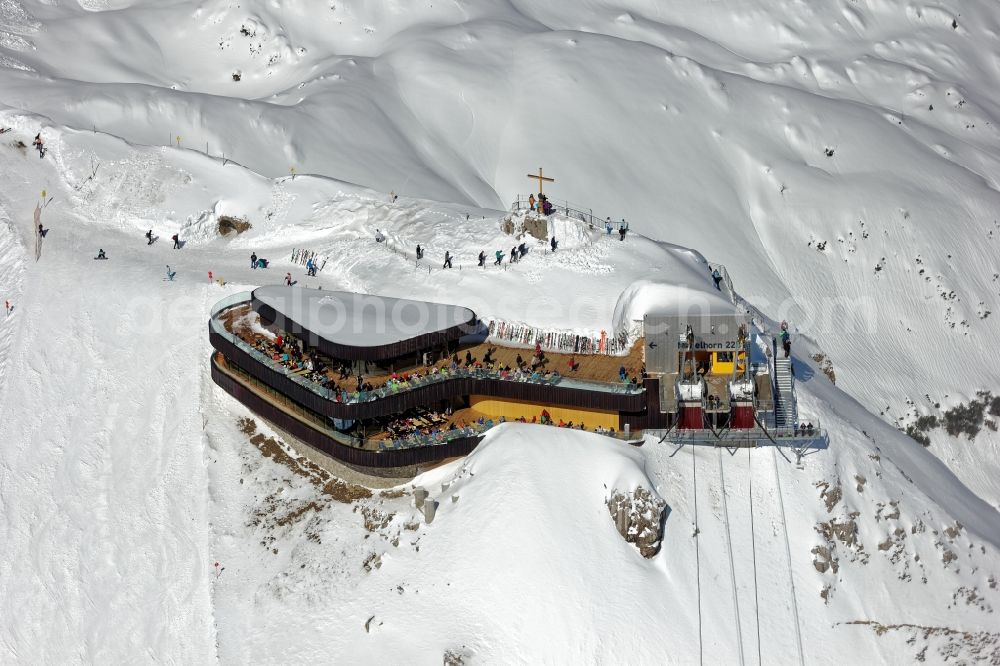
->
left=285, top=272, right=293, bottom=286
left=375, top=229, right=385, bottom=243
left=528, top=193, right=536, bottom=211
left=605, top=217, right=613, bottom=235
left=251, top=252, right=258, bottom=269
left=416, top=244, right=423, bottom=260
left=172, top=233, right=180, bottom=249
left=550, top=236, right=557, bottom=252
left=712, top=268, right=723, bottom=290
left=780, top=329, right=791, bottom=359
left=443, top=251, right=453, bottom=269
left=619, top=220, right=628, bottom=241
left=510, top=246, right=517, bottom=264
left=146, top=229, right=154, bottom=245
left=478, top=250, right=486, bottom=267
left=494, top=249, right=503, bottom=266
left=4, top=300, right=11, bottom=316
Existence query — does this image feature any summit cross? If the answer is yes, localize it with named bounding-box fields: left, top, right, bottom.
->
left=527, top=167, right=554, bottom=196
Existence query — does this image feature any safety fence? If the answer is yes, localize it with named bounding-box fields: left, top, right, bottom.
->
left=510, top=196, right=619, bottom=230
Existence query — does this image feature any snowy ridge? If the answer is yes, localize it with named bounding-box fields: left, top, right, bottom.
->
left=1, top=0, right=1000, bottom=661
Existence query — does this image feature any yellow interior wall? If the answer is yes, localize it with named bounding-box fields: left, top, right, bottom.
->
left=711, top=350, right=747, bottom=376
left=680, top=350, right=747, bottom=376
left=469, top=396, right=620, bottom=429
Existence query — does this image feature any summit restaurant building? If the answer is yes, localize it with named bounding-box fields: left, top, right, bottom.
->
left=209, top=287, right=655, bottom=472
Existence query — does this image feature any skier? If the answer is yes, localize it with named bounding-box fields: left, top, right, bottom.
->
left=5, top=300, right=12, bottom=315
left=306, top=258, right=316, bottom=276
left=494, top=249, right=503, bottom=265
left=285, top=272, right=293, bottom=286
left=443, top=251, right=453, bottom=269
left=95, top=249, right=107, bottom=260
left=510, top=246, right=518, bottom=264
left=619, top=220, right=628, bottom=241
left=32, top=133, right=45, bottom=158
left=550, top=236, right=557, bottom=252
left=712, top=268, right=723, bottom=290
left=172, top=233, right=180, bottom=249
left=780, top=329, right=791, bottom=359
left=165, top=265, right=176, bottom=281
left=416, top=244, right=423, bottom=260
left=38, top=223, right=45, bottom=237
left=478, top=250, right=486, bottom=267
left=145, top=229, right=154, bottom=245
left=605, top=217, right=613, bottom=235
left=251, top=252, right=258, bottom=269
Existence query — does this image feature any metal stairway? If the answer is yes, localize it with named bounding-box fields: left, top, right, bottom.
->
left=774, top=357, right=797, bottom=428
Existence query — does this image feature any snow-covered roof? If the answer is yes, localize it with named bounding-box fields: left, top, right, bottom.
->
left=613, top=279, right=740, bottom=329
left=251, top=286, right=476, bottom=352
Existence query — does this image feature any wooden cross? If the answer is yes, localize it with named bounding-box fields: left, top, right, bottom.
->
left=527, top=167, right=554, bottom=196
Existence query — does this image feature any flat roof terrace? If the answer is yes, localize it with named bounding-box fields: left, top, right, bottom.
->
left=251, top=286, right=478, bottom=361
left=221, top=303, right=647, bottom=391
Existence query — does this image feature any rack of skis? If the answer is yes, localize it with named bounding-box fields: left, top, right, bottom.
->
left=290, top=248, right=327, bottom=271
left=486, top=319, right=641, bottom=356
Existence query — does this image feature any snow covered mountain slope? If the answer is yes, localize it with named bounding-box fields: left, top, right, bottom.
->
left=1, top=0, right=1000, bottom=661
left=2, top=0, right=997, bottom=461
left=0, top=121, right=997, bottom=663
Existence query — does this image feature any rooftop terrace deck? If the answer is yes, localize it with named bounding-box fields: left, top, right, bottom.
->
left=221, top=303, right=647, bottom=391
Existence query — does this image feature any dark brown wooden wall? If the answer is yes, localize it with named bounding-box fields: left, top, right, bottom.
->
left=619, top=378, right=672, bottom=430
left=211, top=359, right=482, bottom=470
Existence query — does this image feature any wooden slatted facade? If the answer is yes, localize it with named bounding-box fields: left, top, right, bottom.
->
left=211, top=358, right=482, bottom=471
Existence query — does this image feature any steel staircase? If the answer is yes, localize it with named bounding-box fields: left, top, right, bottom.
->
left=773, top=357, right=797, bottom=428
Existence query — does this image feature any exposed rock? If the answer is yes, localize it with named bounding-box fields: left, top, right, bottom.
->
left=815, top=480, right=843, bottom=513
left=607, top=486, right=668, bottom=558
left=363, top=552, right=382, bottom=572
left=812, top=545, right=838, bottom=573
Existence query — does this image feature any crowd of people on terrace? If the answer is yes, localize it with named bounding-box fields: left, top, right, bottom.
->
left=378, top=407, right=632, bottom=451
left=237, top=326, right=645, bottom=404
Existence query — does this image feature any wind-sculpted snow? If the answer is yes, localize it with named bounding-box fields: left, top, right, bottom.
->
left=1, top=0, right=1000, bottom=661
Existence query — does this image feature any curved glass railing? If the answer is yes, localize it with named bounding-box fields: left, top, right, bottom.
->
left=209, top=294, right=645, bottom=405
